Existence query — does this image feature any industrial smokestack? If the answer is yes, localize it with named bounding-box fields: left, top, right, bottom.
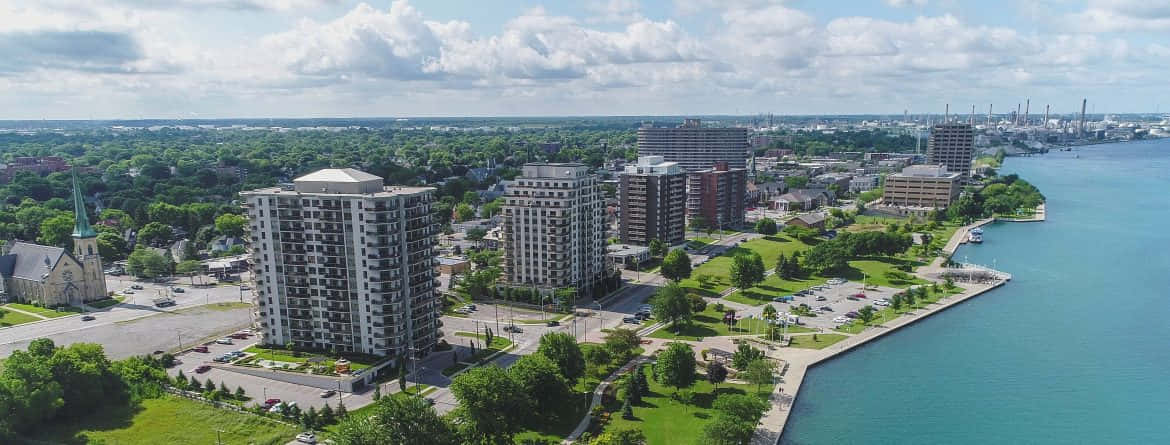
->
left=945, top=103, right=949, bottom=123
left=988, top=104, right=993, bottom=126
left=1024, top=99, right=1030, bottom=126
left=1016, top=103, right=1022, bottom=126
left=1044, top=104, right=1049, bottom=129
left=970, top=105, right=975, bottom=126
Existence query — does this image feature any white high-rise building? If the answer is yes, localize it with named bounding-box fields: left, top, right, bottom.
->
left=502, top=163, right=608, bottom=298
left=242, top=168, right=440, bottom=357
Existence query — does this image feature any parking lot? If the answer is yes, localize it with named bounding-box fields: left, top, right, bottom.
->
left=768, top=280, right=904, bottom=331
left=166, top=333, right=375, bottom=411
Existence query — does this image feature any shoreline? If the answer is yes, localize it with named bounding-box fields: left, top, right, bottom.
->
left=753, top=212, right=1043, bottom=445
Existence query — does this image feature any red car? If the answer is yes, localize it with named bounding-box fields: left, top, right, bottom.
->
left=264, top=398, right=281, bottom=408
left=193, top=346, right=209, bottom=353
left=195, top=365, right=211, bottom=373
left=853, top=293, right=867, bottom=299
left=229, top=333, right=248, bottom=340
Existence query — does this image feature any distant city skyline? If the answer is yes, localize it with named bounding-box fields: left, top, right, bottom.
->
left=1, top=0, right=1168, bottom=119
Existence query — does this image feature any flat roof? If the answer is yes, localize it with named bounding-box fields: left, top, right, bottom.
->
left=436, top=257, right=468, bottom=265
left=241, top=185, right=434, bottom=198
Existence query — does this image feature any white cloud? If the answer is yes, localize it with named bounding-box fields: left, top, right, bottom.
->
left=885, top=0, right=928, bottom=7
left=1066, top=0, right=1170, bottom=32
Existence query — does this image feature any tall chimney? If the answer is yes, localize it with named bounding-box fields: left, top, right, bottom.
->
left=1044, top=104, right=1049, bottom=129
left=1016, top=103, right=1022, bottom=126
left=1024, top=99, right=1030, bottom=126
left=988, top=104, right=993, bottom=126
left=945, top=103, right=949, bottom=123
left=970, top=105, right=975, bottom=126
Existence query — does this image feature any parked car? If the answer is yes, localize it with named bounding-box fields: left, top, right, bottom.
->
left=195, top=365, right=211, bottom=373
left=131, top=285, right=144, bottom=290
left=319, top=390, right=336, bottom=398
left=622, top=317, right=639, bottom=324
left=262, top=398, right=282, bottom=409
left=239, top=285, right=251, bottom=290
left=466, top=304, right=477, bottom=311
left=123, top=290, right=135, bottom=294
left=818, top=306, right=833, bottom=312
left=853, top=293, right=867, bottom=299
left=503, top=325, right=523, bottom=333
left=229, top=333, right=248, bottom=339
left=833, top=316, right=851, bottom=323
left=172, top=287, right=185, bottom=293
left=215, top=338, right=233, bottom=345
left=296, top=432, right=317, bottom=444
left=546, top=320, right=560, bottom=327
left=193, top=346, right=209, bottom=353
left=270, top=401, right=296, bottom=413
left=815, top=296, right=827, bottom=301
left=772, top=296, right=794, bottom=303
left=81, top=315, right=95, bottom=321
left=845, top=311, right=860, bottom=318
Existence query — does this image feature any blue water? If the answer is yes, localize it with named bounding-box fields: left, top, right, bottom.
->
left=780, top=140, right=1170, bottom=444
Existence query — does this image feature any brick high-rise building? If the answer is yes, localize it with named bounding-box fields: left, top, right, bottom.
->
left=502, top=163, right=607, bottom=297
left=637, top=119, right=750, bottom=171
left=926, top=123, right=974, bottom=179
left=242, top=168, right=440, bottom=357
left=686, top=161, right=746, bottom=231
left=619, top=156, right=686, bottom=246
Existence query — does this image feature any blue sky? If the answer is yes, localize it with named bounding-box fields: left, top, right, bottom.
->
left=0, top=0, right=1167, bottom=119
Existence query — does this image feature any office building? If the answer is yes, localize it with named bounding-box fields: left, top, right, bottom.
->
left=242, top=168, right=440, bottom=357
left=502, top=163, right=607, bottom=297
left=637, top=119, right=750, bottom=171
left=686, top=161, right=746, bottom=230
left=619, top=156, right=686, bottom=246
left=926, top=123, right=975, bottom=179
left=882, top=165, right=961, bottom=208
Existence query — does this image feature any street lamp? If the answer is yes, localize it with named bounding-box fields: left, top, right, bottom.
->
left=176, top=330, right=182, bottom=351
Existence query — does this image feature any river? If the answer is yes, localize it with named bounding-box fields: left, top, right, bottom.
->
left=779, top=139, right=1170, bottom=444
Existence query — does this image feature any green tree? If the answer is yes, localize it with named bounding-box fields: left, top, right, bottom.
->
left=454, top=203, right=476, bottom=222
left=175, top=260, right=202, bottom=284
left=126, top=248, right=172, bottom=278
left=96, top=232, right=129, bottom=261
left=688, top=215, right=708, bottom=234
left=701, top=414, right=757, bottom=445
left=648, top=239, right=666, bottom=258
left=754, top=218, right=777, bottom=235
left=659, top=249, right=692, bottom=282
left=729, top=252, right=765, bottom=290
left=449, top=366, right=528, bottom=444
left=654, top=342, right=696, bottom=393
left=742, top=359, right=776, bottom=394
left=891, top=294, right=903, bottom=312
left=480, top=198, right=503, bottom=218
left=706, top=361, right=728, bottom=393
left=333, top=396, right=459, bottom=445
left=536, top=332, right=585, bottom=384
left=857, top=305, right=876, bottom=325
left=731, top=343, right=764, bottom=371
left=604, top=328, right=640, bottom=361
left=591, top=426, right=646, bottom=445
left=466, top=227, right=488, bottom=248
left=462, top=191, right=480, bottom=206
left=37, top=213, right=75, bottom=248
left=137, top=222, right=174, bottom=246
left=712, top=393, right=768, bottom=422
left=214, top=213, right=247, bottom=237
left=510, top=354, right=572, bottom=418
left=650, top=282, right=693, bottom=330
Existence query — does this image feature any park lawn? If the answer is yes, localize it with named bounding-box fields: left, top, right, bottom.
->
left=686, top=238, right=715, bottom=250
left=441, top=333, right=513, bottom=377
left=680, top=235, right=816, bottom=296
left=4, top=302, right=82, bottom=318
left=787, top=333, right=849, bottom=349
left=601, top=364, right=773, bottom=445
left=724, top=273, right=829, bottom=306
left=838, top=258, right=928, bottom=288
left=0, top=308, right=39, bottom=327
left=648, top=306, right=760, bottom=341
left=243, top=346, right=375, bottom=371
left=514, top=390, right=590, bottom=444
left=27, top=396, right=296, bottom=445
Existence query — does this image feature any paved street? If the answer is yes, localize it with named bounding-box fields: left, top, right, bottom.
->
left=0, top=273, right=252, bottom=359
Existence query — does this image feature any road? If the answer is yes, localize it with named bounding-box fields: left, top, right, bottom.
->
left=0, top=273, right=252, bottom=359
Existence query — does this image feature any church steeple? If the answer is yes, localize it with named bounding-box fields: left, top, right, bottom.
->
left=71, top=168, right=97, bottom=239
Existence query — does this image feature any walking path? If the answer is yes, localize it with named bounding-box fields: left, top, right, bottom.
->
left=562, top=356, right=652, bottom=444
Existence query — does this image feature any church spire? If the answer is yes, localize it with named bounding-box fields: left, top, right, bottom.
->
left=71, top=167, right=97, bottom=239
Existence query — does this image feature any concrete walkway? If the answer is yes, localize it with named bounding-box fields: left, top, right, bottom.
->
left=562, top=356, right=652, bottom=444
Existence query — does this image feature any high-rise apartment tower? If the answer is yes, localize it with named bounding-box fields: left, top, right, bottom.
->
left=926, top=123, right=974, bottom=180
left=242, top=168, right=440, bottom=357
left=686, top=161, right=746, bottom=231
left=619, top=156, right=686, bottom=246
left=637, top=119, right=750, bottom=171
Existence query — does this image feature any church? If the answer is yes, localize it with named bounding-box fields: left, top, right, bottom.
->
left=0, top=170, right=108, bottom=307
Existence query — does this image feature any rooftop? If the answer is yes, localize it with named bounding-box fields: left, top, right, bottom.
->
left=294, top=168, right=383, bottom=183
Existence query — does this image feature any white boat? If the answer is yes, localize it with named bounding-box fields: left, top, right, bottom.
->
left=968, top=232, right=983, bottom=243
left=970, top=227, right=984, bottom=235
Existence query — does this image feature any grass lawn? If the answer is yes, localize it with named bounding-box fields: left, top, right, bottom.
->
left=4, top=302, right=82, bottom=318
left=89, top=297, right=125, bottom=309
left=686, top=237, right=716, bottom=249
left=0, top=308, right=40, bottom=327
left=680, top=235, right=816, bottom=295
left=441, top=333, right=513, bottom=377
left=26, top=396, right=295, bottom=445
left=601, top=364, right=773, bottom=445
left=787, top=333, right=849, bottom=349
left=243, top=346, right=376, bottom=371
left=172, top=302, right=251, bottom=314
left=724, top=273, right=828, bottom=306
left=514, top=391, right=590, bottom=444
left=837, top=258, right=928, bottom=289
left=835, top=285, right=965, bottom=334
left=648, top=306, right=763, bottom=341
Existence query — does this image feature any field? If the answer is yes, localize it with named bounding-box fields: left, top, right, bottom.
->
left=649, top=306, right=763, bottom=341
left=787, top=333, right=849, bottom=349
left=4, top=302, right=82, bottom=318
left=26, top=396, right=296, bottom=445
left=680, top=235, right=817, bottom=296
left=0, top=308, right=39, bottom=327
left=600, top=364, right=773, bottom=445
left=89, top=297, right=125, bottom=309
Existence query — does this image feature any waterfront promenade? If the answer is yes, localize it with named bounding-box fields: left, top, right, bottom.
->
left=751, top=215, right=1028, bottom=445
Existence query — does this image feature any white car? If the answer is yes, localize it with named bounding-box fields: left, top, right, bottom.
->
left=874, top=300, right=890, bottom=307
left=215, top=338, right=233, bottom=345
left=296, top=432, right=317, bottom=444
left=833, top=316, right=851, bottom=323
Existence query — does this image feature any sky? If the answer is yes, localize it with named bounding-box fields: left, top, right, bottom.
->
left=1, top=0, right=1168, bottom=119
